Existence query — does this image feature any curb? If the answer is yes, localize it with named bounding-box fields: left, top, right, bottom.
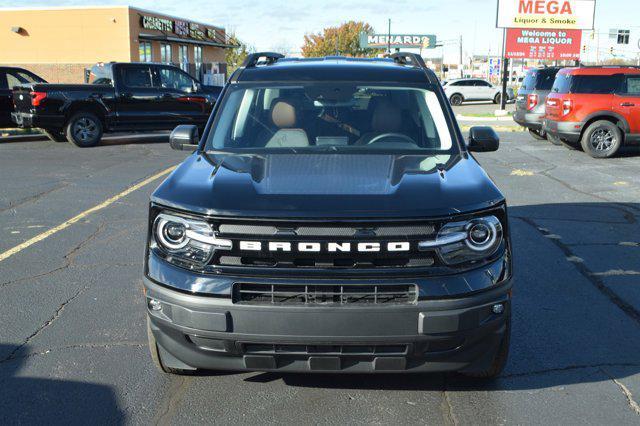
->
left=460, top=125, right=525, bottom=133
left=456, top=115, right=514, bottom=122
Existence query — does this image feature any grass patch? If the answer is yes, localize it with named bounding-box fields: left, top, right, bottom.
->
left=0, top=128, right=42, bottom=137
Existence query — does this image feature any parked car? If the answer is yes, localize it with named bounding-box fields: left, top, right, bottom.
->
left=11, top=62, right=222, bottom=147
left=144, top=52, right=512, bottom=378
left=543, top=66, right=640, bottom=158
left=443, top=78, right=513, bottom=106
left=513, top=67, right=562, bottom=141
left=0, top=66, right=46, bottom=128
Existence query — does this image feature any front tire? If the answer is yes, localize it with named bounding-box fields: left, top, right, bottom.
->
left=147, top=317, right=193, bottom=375
left=65, top=112, right=103, bottom=147
left=41, top=128, right=67, bottom=143
left=493, top=93, right=501, bottom=104
left=449, top=94, right=463, bottom=106
left=528, top=129, right=547, bottom=140
left=461, top=313, right=511, bottom=379
left=580, top=120, right=622, bottom=158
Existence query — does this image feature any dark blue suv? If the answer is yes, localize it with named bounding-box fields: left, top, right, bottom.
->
left=144, top=53, right=512, bottom=378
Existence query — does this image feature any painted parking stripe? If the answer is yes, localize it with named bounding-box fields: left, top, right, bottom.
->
left=0, top=166, right=175, bottom=263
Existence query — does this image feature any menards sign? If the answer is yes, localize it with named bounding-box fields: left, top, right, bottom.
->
left=497, top=0, right=596, bottom=29
left=359, top=33, right=437, bottom=49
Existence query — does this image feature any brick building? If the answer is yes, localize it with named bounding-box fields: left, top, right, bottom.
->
left=0, top=6, right=236, bottom=83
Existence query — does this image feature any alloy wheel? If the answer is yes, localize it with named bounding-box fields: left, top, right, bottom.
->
left=73, top=117, right=98, bottom=143
left=589, top=128, right=615, bottom=152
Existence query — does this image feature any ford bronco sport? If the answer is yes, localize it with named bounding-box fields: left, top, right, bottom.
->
left=144, top=53, right=513, bottom=378
left=543, top=66, right=640, bottom=158
left=513, top=67, right=561, bottom=142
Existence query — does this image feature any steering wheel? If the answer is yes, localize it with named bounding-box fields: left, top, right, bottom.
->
left=367, top=133, right=416, bottom=145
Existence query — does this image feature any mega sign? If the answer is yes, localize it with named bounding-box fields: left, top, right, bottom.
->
left=359, top=33, right=437, bottom=49
left=505, top=28, right=582, bottom=60
left=497, top=0, right=596, bottom=29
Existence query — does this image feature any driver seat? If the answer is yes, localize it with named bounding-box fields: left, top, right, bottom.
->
left=265, top=101, right=310, bottom=148
left=355, top=100, right=403, bottom=145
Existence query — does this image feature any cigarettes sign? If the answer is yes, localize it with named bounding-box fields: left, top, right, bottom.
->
left=497, top=0, right=596, bottom=29
left=505, top=28, right=582, bottom=60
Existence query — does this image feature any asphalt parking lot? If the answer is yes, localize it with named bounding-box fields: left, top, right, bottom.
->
left=1, top=131, right=640, bottom=425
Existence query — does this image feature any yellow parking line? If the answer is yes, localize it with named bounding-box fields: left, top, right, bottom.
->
left=0, top=166, right=176, bottom=263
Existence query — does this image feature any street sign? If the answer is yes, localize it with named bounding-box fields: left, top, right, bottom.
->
left=506, top=28, right=582, bottom=60
left=496, top=0, right=596, bottom=30
left=359, top=33, right=437, bottom=49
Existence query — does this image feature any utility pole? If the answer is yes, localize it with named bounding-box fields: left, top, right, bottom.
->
left=459, top=35, right=463, bottom=78
left=387, top=19, right=391, bottom=54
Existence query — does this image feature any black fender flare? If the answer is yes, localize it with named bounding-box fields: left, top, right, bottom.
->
left=61, top=100, right=110, bottom=126
left=582, top=110, right=630, bottom=133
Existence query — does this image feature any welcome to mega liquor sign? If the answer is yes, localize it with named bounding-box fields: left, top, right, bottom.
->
left=497, top=0, right=596, bottom=29
left=506, top=28, right=582, bottom=60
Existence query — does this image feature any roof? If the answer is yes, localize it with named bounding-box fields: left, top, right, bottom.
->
left=560, top=66, right=640, bottom=76
left=235, top=56, right=437, bottom=84
left=0, top=5, right=226, bottom=31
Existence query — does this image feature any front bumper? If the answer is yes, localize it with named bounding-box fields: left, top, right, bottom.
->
left=11, top=112, right=64, bottom=129
left=513, top=110, right=544, bottom=131
left=542, top=119, right=584, bottom=143
left=144, top=276, right=512, bottom=374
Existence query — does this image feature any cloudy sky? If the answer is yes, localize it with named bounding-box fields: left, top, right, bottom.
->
left=1, top=0, right=636, bottom=59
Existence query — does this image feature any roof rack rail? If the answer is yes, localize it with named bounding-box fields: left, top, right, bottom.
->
left=578, top=64, right=640, bottom=69
left=241, top=52, right=284, bottom=68
left=389, top=52, right=427, bottom=69
left=388, top=52, right=438, bottom=84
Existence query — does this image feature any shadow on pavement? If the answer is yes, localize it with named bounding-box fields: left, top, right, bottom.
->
left=0, top=344, right=125, bottom=424
left=238, top=202, right=640, bottom=391
left=0, top=132, right=170, bottom=147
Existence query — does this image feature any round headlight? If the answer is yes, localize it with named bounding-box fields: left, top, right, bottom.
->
left=465, top=219, right=498, bottom=251
left=156, top=217, right=189, bottom=250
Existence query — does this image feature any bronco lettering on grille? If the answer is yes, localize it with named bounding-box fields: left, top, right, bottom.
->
left=237, top=241, right=411, bottom=253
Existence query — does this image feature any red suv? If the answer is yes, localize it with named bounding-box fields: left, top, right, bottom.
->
left=543, top=66, right=640, bottom=158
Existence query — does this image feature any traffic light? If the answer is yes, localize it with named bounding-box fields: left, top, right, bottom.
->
left=610, top=46, right=614, bottom=54
left=582, top=45, right=587, bottom=53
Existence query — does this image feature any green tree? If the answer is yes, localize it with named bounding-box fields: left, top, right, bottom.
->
left=225, top=33, right=253, bottom=75
left=302, top=21, right=381, bottom=58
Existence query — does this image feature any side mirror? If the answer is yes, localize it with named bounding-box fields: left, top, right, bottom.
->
left=468, top=126, right=500, bottom=152
left=170, top=125, right=199, bottom=151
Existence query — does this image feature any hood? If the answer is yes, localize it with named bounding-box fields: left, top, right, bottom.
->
left=152, top=152, right=504, bottom=219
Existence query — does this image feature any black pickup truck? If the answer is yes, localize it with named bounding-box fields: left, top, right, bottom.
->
left=11, top=62, right=221, bottom=147
left=1, top=66, right=46, bottom=128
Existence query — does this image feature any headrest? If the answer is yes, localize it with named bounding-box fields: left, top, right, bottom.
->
left=271, top=101, right=297, bottom=128
left=372, top=101, right=402, bottom=133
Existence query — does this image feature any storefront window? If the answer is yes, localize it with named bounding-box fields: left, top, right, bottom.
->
left=139, top=41, right=152, bottom=62
left=160, top=43, right=172, bottom=64
left=179, top=45, right=189, bottom=72
left=194, top=46, right=203, bottom=77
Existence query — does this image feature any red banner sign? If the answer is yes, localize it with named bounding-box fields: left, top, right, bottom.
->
left=505, top=28, right=582, bottom=60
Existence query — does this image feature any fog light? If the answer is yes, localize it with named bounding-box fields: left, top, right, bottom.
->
left=148, top=298, right=162, bottom=311
left=492, top=303, right=504, bottom=314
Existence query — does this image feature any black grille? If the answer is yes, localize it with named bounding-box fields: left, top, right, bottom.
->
left=212, top=219, right=440, bottom=271
left=242, top=343, right=409, bottom=356
left=234, top=283, right=418, bottom=305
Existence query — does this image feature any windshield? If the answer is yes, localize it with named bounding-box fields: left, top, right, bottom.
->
left=205, top=83, right=456, bottom=154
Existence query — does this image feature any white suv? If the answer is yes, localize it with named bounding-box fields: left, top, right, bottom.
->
left=443, top=78, right=510, bottom=106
